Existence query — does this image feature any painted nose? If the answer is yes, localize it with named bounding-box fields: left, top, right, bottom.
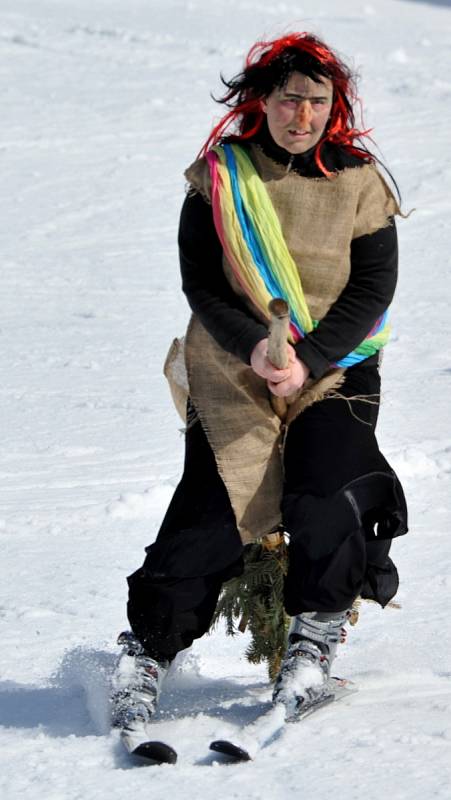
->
left=297, top=101, right=313, bottom=127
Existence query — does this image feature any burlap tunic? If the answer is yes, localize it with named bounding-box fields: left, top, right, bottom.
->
left=165, top=144, right=400, bottom=545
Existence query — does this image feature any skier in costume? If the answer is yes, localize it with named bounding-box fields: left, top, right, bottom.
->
left=111, top=32, right=408, bottom=743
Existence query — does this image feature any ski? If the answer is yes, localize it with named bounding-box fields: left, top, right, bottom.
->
left=210, top=740, right=252, bottom=762
left=209, top=704, right=284, bottom=763
left=209, top=677, right=357, bottom=762
left=121, top=731, right=178, bottom=765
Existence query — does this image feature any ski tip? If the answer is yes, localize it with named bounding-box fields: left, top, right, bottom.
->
left=131, top=740, right=178, bottom=765
left=210, top=739, right=252, bottom=762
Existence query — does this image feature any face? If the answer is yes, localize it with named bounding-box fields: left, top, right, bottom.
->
left=261, top=71, right=333, bottom=155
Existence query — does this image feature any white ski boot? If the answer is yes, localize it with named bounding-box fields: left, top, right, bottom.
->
left=111, top=631, right=169, bottom=752
left=272, top=610, right=348, bottom=721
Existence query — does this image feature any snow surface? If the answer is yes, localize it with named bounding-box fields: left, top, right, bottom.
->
left=1, top=0, right=451, bottom=796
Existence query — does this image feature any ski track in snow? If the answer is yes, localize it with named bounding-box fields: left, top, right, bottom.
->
left=1, top=0, right=451, bottom=797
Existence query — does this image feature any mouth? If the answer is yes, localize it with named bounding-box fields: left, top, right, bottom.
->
left=288, top=129, right=311, bottom=137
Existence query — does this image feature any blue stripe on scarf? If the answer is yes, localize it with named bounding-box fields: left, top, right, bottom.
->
left=224, top=145, right=305, bottom=336
left=224, top=147, right=281, bottom=298
left=335, top=310, right=388, bottom=367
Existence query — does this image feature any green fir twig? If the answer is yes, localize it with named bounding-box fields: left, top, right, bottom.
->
left=212, top=535, right=290, bottom=682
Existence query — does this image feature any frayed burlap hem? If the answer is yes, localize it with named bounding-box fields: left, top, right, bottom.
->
left=284, top=369, right=347, bottom=426
left=324, top=391, right=381, bottom=426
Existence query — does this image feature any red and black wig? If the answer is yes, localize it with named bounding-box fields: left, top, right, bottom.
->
left=200, top=32, right=375, bottom=178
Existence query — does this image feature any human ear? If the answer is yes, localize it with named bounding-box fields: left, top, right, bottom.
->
left=261, top=97, right=268, bottom=114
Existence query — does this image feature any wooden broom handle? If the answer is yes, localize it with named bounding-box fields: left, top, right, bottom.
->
left=267, top=298, right=290, bottom=368
left=267, top=298, right=290, bottom=420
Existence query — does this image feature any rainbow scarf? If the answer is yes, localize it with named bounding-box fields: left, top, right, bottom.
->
left=206, top=143, right=390, bottom=368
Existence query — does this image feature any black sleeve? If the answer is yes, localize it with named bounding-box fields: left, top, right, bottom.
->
left=178, top=190, right=268, bottom=363
left=294, top=219, right=398, bottom=378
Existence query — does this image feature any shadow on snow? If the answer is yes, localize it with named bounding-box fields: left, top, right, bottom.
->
left=0, top=646, right=268, bottom=739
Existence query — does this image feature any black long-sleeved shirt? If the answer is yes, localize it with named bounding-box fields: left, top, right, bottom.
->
left=179, top=130, right=398, bottom=379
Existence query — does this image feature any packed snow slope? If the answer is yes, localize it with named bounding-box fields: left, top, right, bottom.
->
left=1, top=0, right=451, bottom=797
